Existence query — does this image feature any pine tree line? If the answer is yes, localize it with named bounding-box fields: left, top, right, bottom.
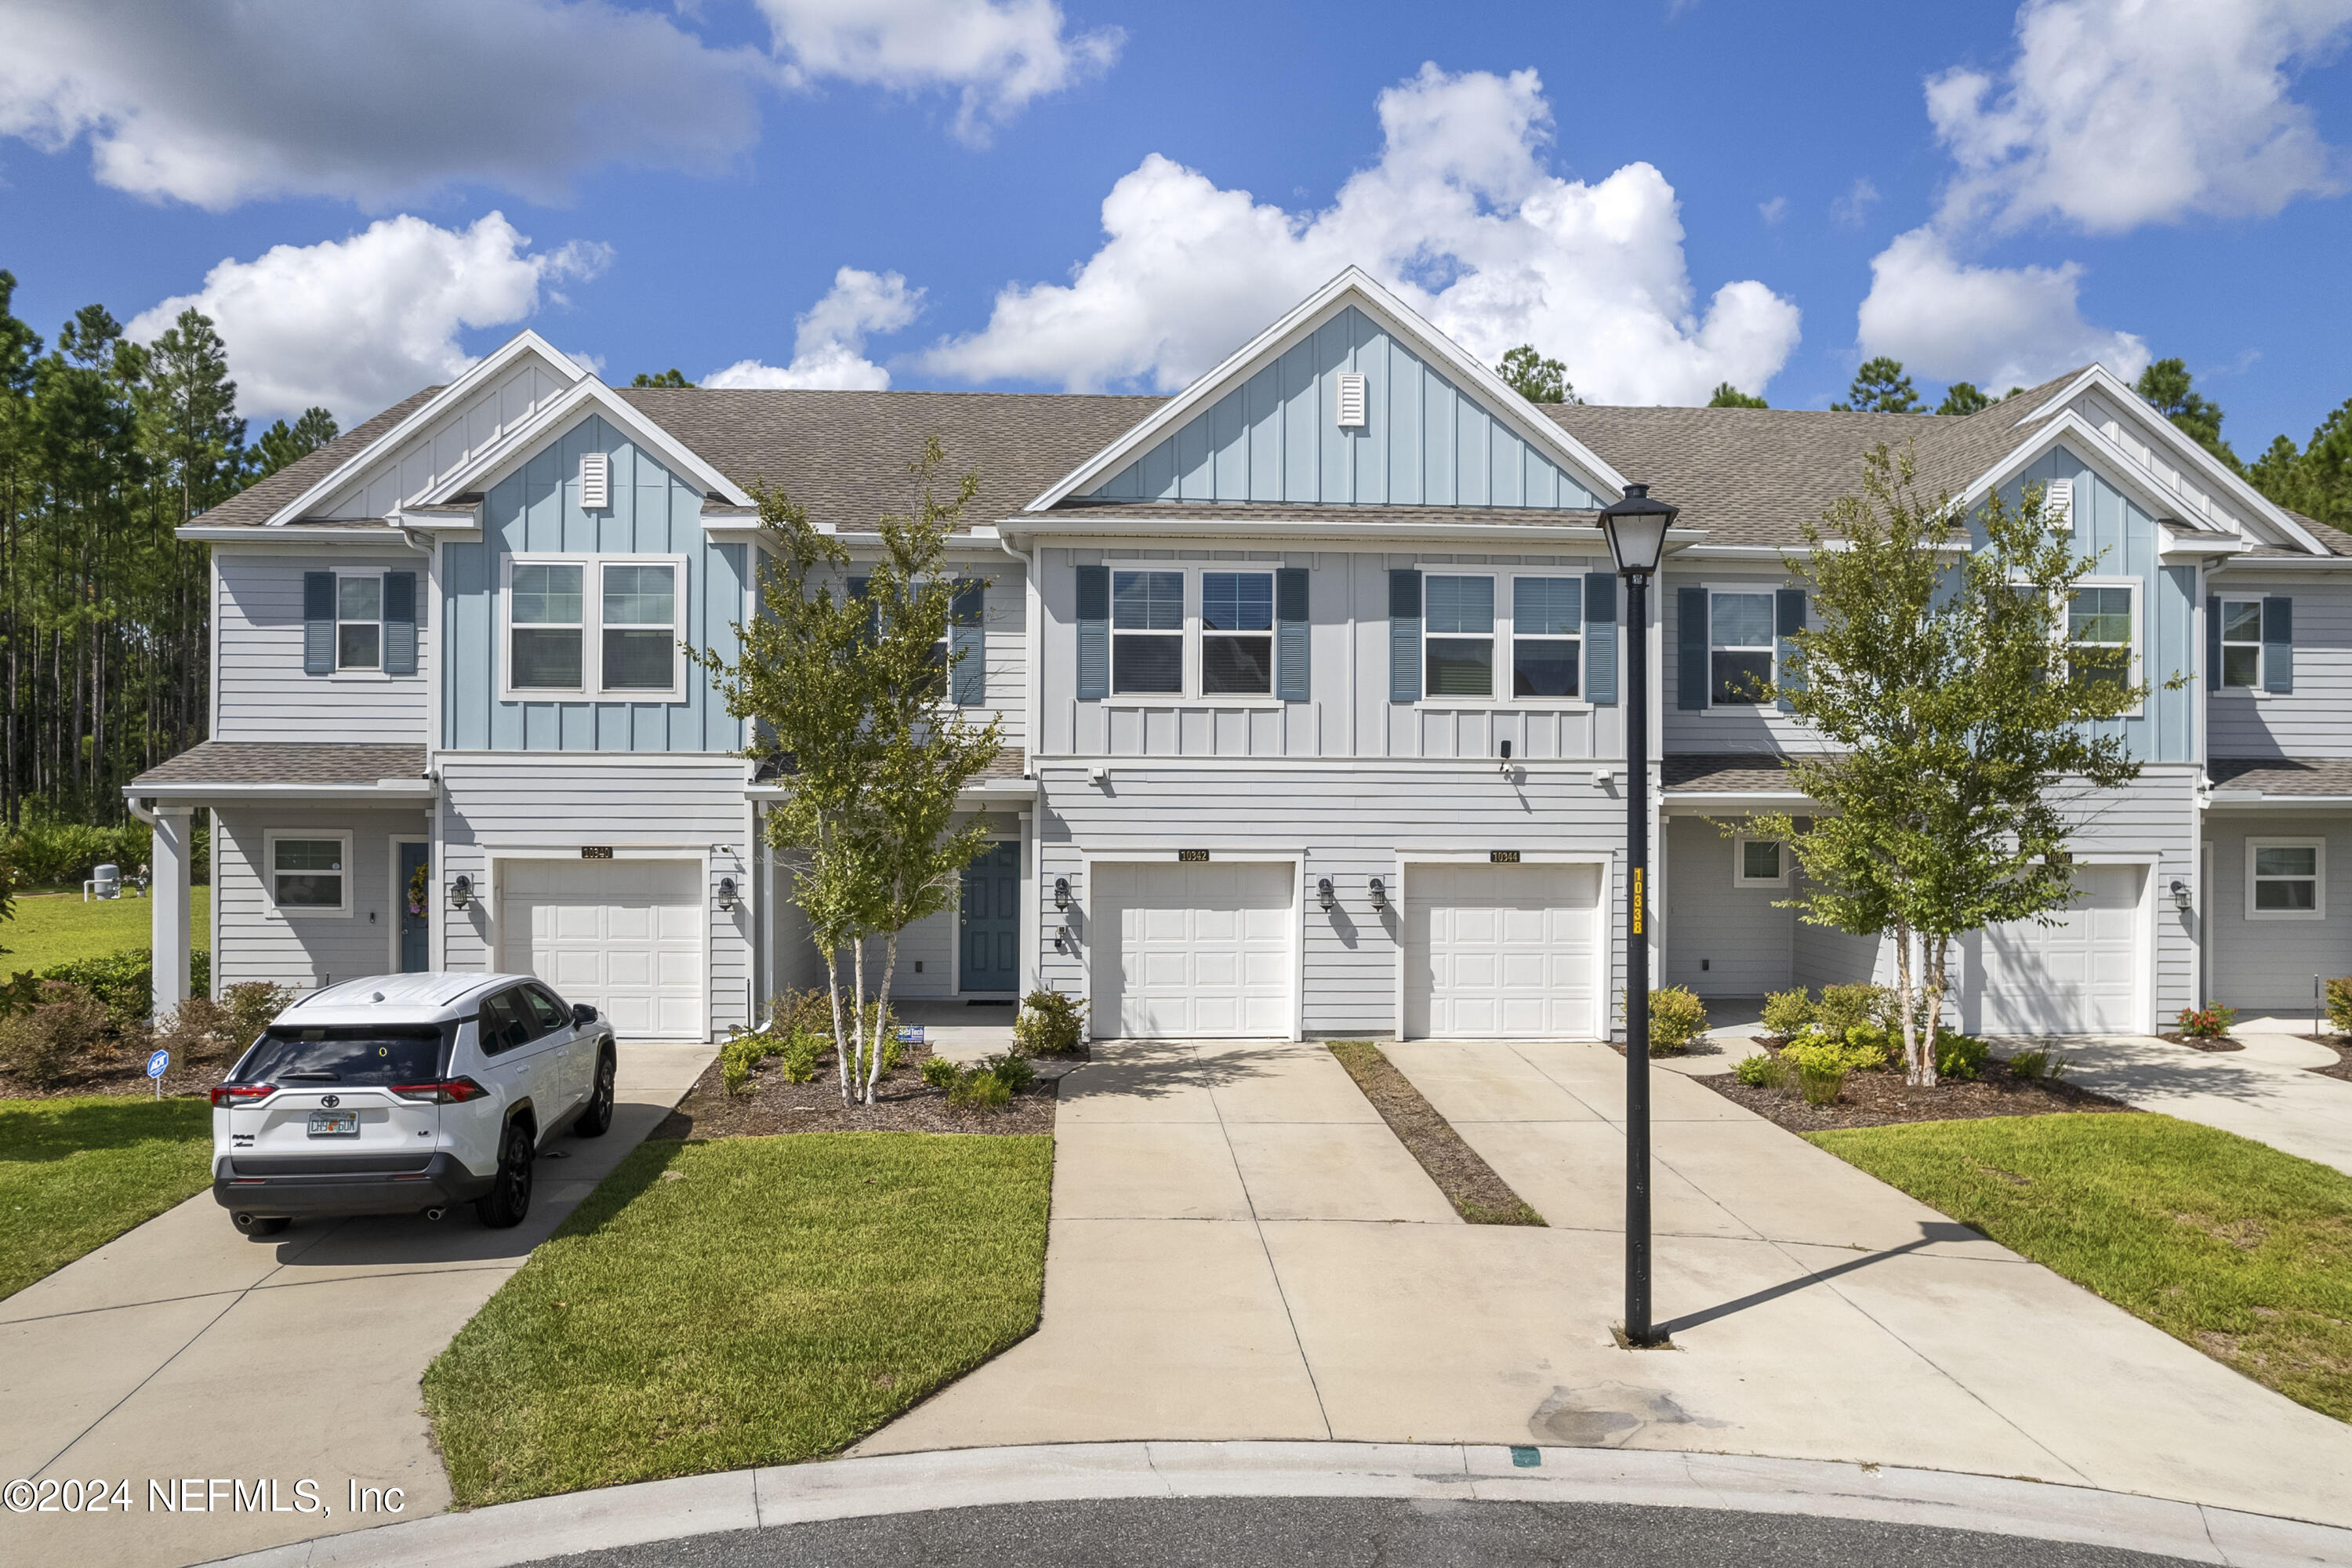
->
left=0, top=270, right=337, bottom=829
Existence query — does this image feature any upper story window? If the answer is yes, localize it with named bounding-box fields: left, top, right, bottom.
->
left=2067, top=583, right=2134, bottom=690
left=1425, top=575, right=1495, bottom=697
left=504, top=554, right=687, bottom=702
left=510, top=563, right=586, bottom=691
left=1512, top=577, right=1582, bottom=699
left=1201, top=572, right=1273, bottom=695
left=336, top=577, right=381, bottom=670
left=601, top=564, right=677, bottom=691
left=1112, top=570, right=1184, bottom=695
left=2218, top=599, right=2263, bottom=688
left=303, top=570, right=416, bottom=678
left=1710, top=591, right=1776, bottom=705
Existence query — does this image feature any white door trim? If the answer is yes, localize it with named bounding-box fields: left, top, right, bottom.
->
left=1080, top=850, right=1303, bottom=1041
left=387, top=834, right=426, bottom=977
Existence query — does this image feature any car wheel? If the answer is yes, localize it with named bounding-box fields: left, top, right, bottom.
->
left=236, top=1214, right=290, bottom=1238
left=475, top=1123, right=535, bottom=1229
left=575, top=1048, right=616, bottom=1138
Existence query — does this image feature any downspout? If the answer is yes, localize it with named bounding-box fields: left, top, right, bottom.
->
left=1001, top=528, right=1042, bottom=1001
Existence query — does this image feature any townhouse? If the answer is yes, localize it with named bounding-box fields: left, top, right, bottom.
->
left=130, top=270, right=2352, bottom=1044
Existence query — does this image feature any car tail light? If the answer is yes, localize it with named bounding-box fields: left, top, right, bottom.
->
left=211, top=1083, right=276, bottom=1107
left=390, top=1078, right=489, bottom=1105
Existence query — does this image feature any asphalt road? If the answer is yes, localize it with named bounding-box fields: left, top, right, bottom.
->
left=519, top=1496, right=2205, bottom=1567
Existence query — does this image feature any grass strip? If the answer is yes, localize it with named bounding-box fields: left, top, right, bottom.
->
left=1328, top=1042, right=1544, bottom=1226
left=0, top=1094, right=213, bottom=1299
left=424, top=1131, right=1053, bottom=1505
left=1811, top=1112, right=2352, bottom=1422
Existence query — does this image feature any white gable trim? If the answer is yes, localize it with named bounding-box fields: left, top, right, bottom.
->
left=415, top=378, right=753, bottom=510
left=263, top=331, right=587, bottom=527
left=1958, top=408, right=2260, bottom=553
left=1023, top=267, right=1630, bottom=513
left=2013, top=365, right=2325, bottom=554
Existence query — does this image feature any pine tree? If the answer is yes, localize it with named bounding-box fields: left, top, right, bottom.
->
left=1497, top=345, right=1577, bottom=405
left=630, top=368, right=694, bottom=388
left=249, top=407, right=339, bottom=481
left=1708, top=383, right=1768, bottom=408
left=1830, top=358, right=1918, bottom=413
left=1935, top=382, right=1991, bottom=416
left=2135, top=358, right=2239, bottom=470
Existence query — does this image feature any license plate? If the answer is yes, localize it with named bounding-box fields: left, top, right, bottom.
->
left=307, top=1111, right=359, bottom=1138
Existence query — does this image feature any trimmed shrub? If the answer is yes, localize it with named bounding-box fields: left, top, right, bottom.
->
left=2174, top=1004, right=2237, bottom=1040
left=0, top=981, right=112, bottom=1087
left=2007, top=1047, right=2067, bottom=1083
left=778, top=1029, right=822, bottom=1084
left=1640, top=985, right=1711, bottom=1054
left=1014, top=989, right=1087, bottom=1055
left=948, top=1066, right=1012, bottom=1110
left=1784, top=1025, right=1887, bottom=1076
left=1816, top=983, right=1891, bottom=1036
left=1934, top=1031, right=1991, bottom=1080
left=1798, top=1063, right=1847, bottom=1106
left=221, top=981, right=292, bottom=1048
left=989, top=1052, right=1036, bottom=1093
left=2327, top=977, right=2352, bottom=1037
left=720, top=1032, right=775, bottom=1098
left=1734, top=1051, right=1791, bottom=1091
left=1760, top=987, right=1813, bottom=1040
left=920, top=1053, right=960, bottom=1091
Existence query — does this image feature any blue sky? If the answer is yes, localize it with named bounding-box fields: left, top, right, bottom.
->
left=4, top=0, right=2349, bottom=458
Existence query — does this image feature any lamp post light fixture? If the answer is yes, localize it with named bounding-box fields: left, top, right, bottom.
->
left=448, top=874, right=474, bottom=913
left=1597, top=480, right=1679, bottom=1350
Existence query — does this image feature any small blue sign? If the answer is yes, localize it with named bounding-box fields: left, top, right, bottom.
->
left=896, top=1026, right=925, bottom=1046
left=145, top=1049, right=170, bottom=1080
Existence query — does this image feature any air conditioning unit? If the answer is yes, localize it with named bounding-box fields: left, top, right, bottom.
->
left=579, top=452, right=610, bottom=511
left=1334, top=372, right=1367, bottom=429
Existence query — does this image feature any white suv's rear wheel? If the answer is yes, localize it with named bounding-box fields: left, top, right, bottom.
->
left=475, top=1123, right=534, bottom=1229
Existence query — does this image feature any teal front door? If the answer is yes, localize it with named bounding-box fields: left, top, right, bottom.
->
left=959, top=841, right=1019, bottom=993
left=397, top=841, right=431, bottom=972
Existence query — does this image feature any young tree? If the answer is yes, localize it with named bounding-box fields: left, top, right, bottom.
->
left=1708, top=383, right=1768, bottom=408
left=1752, top=445, right=2151, bottom=1085
left=2135, top=358, right=2240, bottom=471
left=1497, top=345, right=1577, bottom=405
left=1935, top=382, right=1991, bottom=416
left=1830, top=357, right=1918, bottom=413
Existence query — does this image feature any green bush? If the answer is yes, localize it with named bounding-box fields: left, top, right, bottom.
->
left=1816, top=982, right=1891, bottom=1036
left=920, top=1053, right=960, bottom=1091
left=2327, top=977, right=2352, bottom=1036
left=2174, top=1004, right=2237, bottom=1040
left=156, top=978, right=290, bottom=1065
left=1761, top=987, right=1813, bottom=1040
left=1014, top=988, right=1086, bottom=1054
left=1935, top=1031, right=1991, bottom=1080
left=721, top=1032, right=777, bottom=1098
left=1734, top=1051, right=1791, bottom=1089
left=1632, top=985, right=1709, bottom=1054
left=948, top=1066, right=1012, bottom=1110
left=1784, top=1023, right=1888, bottom=1076
left=2006, top=1047, right=2067, bottom=1083
left=0, top=981, right=112, bottom=1087
left=989, top=1052, right=1036, bottom=1093
left=1798, top=1063, right=1847, bottom=1106
left=778, top=1029, right=822, bottom=1084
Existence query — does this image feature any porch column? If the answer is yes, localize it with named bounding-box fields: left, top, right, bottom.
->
left=151, top=805, right=193, bottom=1016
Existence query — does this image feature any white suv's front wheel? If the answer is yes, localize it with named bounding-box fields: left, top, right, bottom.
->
left=475, top=1123, right=534, bottom=1229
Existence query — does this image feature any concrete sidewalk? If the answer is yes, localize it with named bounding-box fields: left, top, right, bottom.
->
left=860, top=1037, right=2352, bottom=1532
left=0, top=1040, right=713, bottom=1568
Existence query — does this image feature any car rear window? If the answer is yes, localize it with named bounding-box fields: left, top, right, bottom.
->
left=231, top=1026, right=452, bottom=1086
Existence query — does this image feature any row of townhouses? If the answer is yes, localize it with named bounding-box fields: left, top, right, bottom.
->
left=129, top=270, right=2352, bottom=1044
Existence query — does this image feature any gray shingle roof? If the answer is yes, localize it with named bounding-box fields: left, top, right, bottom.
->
left=1663, top=753, right=1807, bottom=793
left=198, top=389, right=445, bottom=528
left=2208, top=757, right=2352, bottom=796
left=132, top=743, right=429, bottom=787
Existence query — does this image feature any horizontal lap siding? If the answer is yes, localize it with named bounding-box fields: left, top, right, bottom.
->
left=2208, top=575, right=2352, bottom=757
left=2204, top=815, right=2352, bottom=1011
left=980, top=568, right=1027, bottom=756
left=213, top=807, right=430, bottom=996
left=1661, top=564, right=1816, bottom=754
left=215, top=553, right=430, bottom=742
left=1663, top=816, right=1791, bottom=996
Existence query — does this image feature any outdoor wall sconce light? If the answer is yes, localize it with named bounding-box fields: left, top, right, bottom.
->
left=1316, top=877, right=1336, bottom=913
left=1368, top=877, right=1387, bottom=913
left=448, top=874, right=473, bottom=913
left=1052, top=927, right=1069, bottom=953
left=2171, top=879, right=2191, bottom=912
left=1498, top=739, right=1513, bottom=775
left=1054, top=876, right=1071, bottom=910
left=717, top=877, right=738, bottom=913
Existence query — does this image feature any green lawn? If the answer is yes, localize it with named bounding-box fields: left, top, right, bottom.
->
left=4, top=887, right=211, bottom=973
left=0, top=1095, right=214, bottom=1300
left=1811, top=1113, right=2352, bottom=1422
left=424, top=1131, right=1054, bottom=1505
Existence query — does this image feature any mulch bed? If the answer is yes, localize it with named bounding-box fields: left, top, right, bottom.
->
left=652, top=1041, right=1083, bottom=1140
left=1327, top=1041, right=1543, bottom=1225
left=2158, top=1033, right=2246, bottom=1052
left=1695, top=1039, right=2136, bottom=1133
left=0, top=1051, right=230, bottom=1102
left=2302, top=1036, right=2352, bottom=1085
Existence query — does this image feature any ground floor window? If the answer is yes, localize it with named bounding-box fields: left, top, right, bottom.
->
left=1733, top=833, right=1788, bottom=887
left=266, top=832, right=350, bottom=915
left=2246, top=837, right=2323, bottom=919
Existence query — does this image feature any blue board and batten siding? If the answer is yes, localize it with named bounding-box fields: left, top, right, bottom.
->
left=441, top=418, right=745, bottom=752
left=1087, top=307, right=1601, bottom=510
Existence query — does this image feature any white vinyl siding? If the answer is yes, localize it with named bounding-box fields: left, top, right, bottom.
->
left=2245, top=838, right=2323, bottom=920
left=213, top=552, right=430, bottom=742
left=212, top=808, right=429, bottom=996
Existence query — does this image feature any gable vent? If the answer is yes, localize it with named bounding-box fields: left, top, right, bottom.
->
left=2044, top=477, right=2073, bottom=529
left=579, top=452, right=610, bottom=511
left=1334, top=372, right=1368, bottom=430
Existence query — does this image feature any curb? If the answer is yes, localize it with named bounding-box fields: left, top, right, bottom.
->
left=200, top=1441, right=2352, bottom=1568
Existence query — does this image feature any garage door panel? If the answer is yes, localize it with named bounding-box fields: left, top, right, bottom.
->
left=503, top=858, right=703, bottom=1040
left=1094, top=862, right=1294, bottom=1039
left=1976, top=866, right=2140, bottom=1034
left=1406, top=862, right=1599, bottom=1040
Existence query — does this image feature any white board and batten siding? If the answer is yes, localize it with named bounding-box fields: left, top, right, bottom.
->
left=437, top=753, right=753, bottom=1040
left=211, top=806, right=431, bottom=997
left=318, top=355, right=574, bottom=521
left=213, top=552, right=430, bottom=743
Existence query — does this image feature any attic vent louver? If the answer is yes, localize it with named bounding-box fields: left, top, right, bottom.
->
left=1334, top=372, right=1367, bottom=430
left=579, top=452, right=610, bottom=511
left=2045, top=477, right=2073, bottom=529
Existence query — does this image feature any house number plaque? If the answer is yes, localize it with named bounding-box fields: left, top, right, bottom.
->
left=1176, top=848, right=1210, bottom=862
left=1490, top=850, right=1521, bottom=863
left=581, top=846, right=614, bottom=860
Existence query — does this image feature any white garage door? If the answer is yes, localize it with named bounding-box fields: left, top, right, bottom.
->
left=1094, top=862, right=1292, bottom=1039
left=1976, top=864, right=2143, bottom=1035
left=1406, top=862, right=1600, bottom=1040
left=502, top=858, right=704, bottom=1039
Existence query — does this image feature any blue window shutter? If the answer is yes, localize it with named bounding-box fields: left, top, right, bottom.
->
left=1388, top=569, right=1421, bottom=702
left=1582, top=570, right=1617, bottom=706
left=1676, top=586, right=1708, bottom=710
left=383, top=572, right=418, bottom=677
left=2263, top=596, right=2294, bottom=693
left=1075, top=565, right=1109, bottom=700
left=950, top=580, right=985, bottom=706
left=847, top=575, right=875, bottom=645
left=1276, top=567, right=1309, bottom=702
left=303, top=572, right=334, bottom=675
left=2206, top=595, right=2222, bottom=689
left=1774, top=588, right=1807, bottom=713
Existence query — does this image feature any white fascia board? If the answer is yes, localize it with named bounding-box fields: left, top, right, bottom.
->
left=134, top=781, right=441, bottom=803
left=178, top=524, right=426, bottom=549
left=263, top=330, right=586, bottom=528
left=1022, top=267, right=1630, bottom=513
left=745, top=778, right=1039, bottom=804
left=1000, top=515, right=1646, bottom=548
left=2017, top=365, right=2325, bottom=554
left=2212, top=555, right=2352, bottom=572
left=416, top=379, right=753, bottom=510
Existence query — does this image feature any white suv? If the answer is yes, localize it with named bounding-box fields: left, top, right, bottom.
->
left=211, top=972, right=618, bottom=1237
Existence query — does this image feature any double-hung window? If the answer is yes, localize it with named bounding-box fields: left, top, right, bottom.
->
left=505, top=555, right=686, bottom=699
left=2248, top=839, right=2323, bottom=920
left=1424, top=575, right=1494, bottom=697
left=336, top=577, right=382, bottom=670
left=1111, top=570, right=1183, bottom=695
left=2068, top=584, right=2134, bottom=689
left=1512, top=577, right=1581, bottom=698
left=2218, top=599, right=2263, bottom=688
left=267, top=832, right=349, bottom=916
left=1200, top=572, right=1273, bottom=695
left=1710, top=591, right=1775, bottom=705
left=601, top=563, right=677, bottom=692
left=510, top=563, right=586, bottom=691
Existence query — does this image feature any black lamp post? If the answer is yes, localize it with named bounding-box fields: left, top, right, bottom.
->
left=1597, top=480, right=1677, bottom=1348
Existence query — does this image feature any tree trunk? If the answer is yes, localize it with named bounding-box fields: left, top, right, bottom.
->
left=821, top=939, right=851, bottom=1105
left=1894, top=917, right=1927, bottom=1087
left=851, top=936, right=869, bottom=1101
left=867, top=931, right=899, bottom=1105
left=1921, top=934, right=1950, bottom=1089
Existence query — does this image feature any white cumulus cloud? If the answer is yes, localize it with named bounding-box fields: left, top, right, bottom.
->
left=754, top=0, right=1121, bottom=143
left=703, top=267, right=924, bottom=390
left=0, top=0, right=764, bottom=209
left=1928, top=0, right=2352, bottom=234
left=921, top=64, right=1802, bottom=405
left=128, top=212, right=608, bottom=423
left=1857, top=227, right=2148, bottom=389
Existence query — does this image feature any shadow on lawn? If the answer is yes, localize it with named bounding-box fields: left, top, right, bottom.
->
left=1657, top=1221, right=1986, bottom=1338
left=0, top=1096, right=209, bottom=1164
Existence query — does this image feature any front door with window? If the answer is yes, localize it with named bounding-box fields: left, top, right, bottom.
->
left=960, top=841, right=1019, bottom=993
left=397, top=841, right=430, bottom=972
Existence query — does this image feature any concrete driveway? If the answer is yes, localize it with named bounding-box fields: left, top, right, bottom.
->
left=860, top=1036, right=2352, bottom=1532
left=0, top=1040, right=712, bottom=1568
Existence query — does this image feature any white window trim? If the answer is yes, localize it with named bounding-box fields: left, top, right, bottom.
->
left=1733, top=832, right=1789, bottom=887
left=2067, top=575, right=2143, bottom=717
left=1705, top=583, right=1780, bottom=711
left=499, top=552, right=689, bottom=703
left=331, top=570, right=387, bottom=680
left=1105, top=563, right=1284, bottom=706
left=263, top=829, right=354, bottom=919
left=2245, top=836, right=2324, bottom=922
left=2216, top=597, right=2264, bottom=693
left=1409, top=564, right=1599, bottom=710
